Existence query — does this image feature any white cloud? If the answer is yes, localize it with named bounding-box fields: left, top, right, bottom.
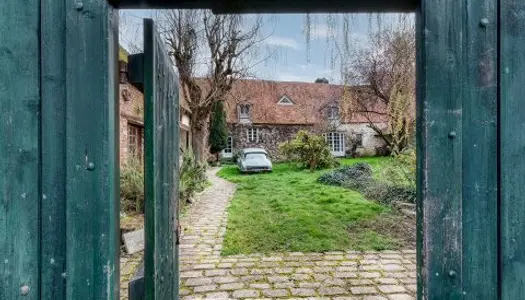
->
left=264, top=36, right=300, bottom=50
left=310, top=24, right=336, bottom=39
left=274, top=63, right=338, bottom=83
left=276, top=72, right=312, bottom=82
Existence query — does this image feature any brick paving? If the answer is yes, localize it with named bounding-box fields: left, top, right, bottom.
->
left=179, top=169, right=417, bottom=299
left=120, top=251, right=143, bottom=299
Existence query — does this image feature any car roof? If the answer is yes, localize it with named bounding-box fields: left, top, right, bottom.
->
left=241, top=148, right=268, bottom=154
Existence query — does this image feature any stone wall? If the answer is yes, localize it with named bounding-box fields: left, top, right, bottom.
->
left=226, top=122, right=388, bottom=160
left=338, top=122, right=388, bottom=156
left=227, top=124, right=314, bottom=160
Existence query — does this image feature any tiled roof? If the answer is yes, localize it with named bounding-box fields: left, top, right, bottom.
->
left=187, top=78, right=387, bottom=125
left=220, top=79, right=387, bottom=125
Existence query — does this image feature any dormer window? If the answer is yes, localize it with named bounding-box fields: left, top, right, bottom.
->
left=277, top=95, right=294, bottom=105
left=240, top=104, right=250, bottom=121
left=328, top=106, right=339, bottom=120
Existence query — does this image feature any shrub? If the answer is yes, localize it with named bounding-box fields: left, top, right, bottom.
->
left=362, top=182, right=416, bottom=205
left=120, top=158, right=145, bottom=213
left=381, top=148, right=416, bottom=188
left=279, top=130, right=339, bottom=171
left=179, top=151, right=207, bottom=206
left=208, top=100, right=228, bottom=160
left=318, top=161, right=415, bottom=205
left=318, top=163, right=372, bottom=186
left=343, top=176, right=372, bottom=190
left=375, top=145, right=392, bottom=157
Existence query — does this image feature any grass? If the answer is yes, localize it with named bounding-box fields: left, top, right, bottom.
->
left=217, top=157, right=407, bottom=255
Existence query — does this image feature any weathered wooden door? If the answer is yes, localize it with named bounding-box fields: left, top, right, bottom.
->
left=1, top=1, right=120, bottom=299
left=142, top=19, right=181, bottom=299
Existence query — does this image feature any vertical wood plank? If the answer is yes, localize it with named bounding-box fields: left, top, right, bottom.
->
left=144, top=18, right=180, bottom=300
left=460, top=2, right=498, bottom=298
left=144, top=19, right=156, bottom=300
left=417, top=0, right=498, bottom=298
left=500, top=1, right=525, bottom=298
left=41, top=0, right=67, bottom=298
left=65, top=1, right=120, bottom=299
left=0, top=1, right=41, bottom=299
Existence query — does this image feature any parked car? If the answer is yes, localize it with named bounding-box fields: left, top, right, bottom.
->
left=237, top=148, right=273, bottom=173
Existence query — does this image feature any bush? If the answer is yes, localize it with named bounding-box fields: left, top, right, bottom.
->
left=279, top=130, right=339, bottom=171
left=381, top=148, right=416, bottom=188
left=120, top=158, right=145, bottom=213
left=208, top=100, right=228, bottom=159
left=318, top=161, right=415, bottom=205
left=179, top=151, right=207, bottom=206
left=318, top=163, right=372, bottom=186
left=362, top=182, right=416, bottom=205
left=343, top=176, right=372, bottom=190
left=375, top=145, right=392, bottom=157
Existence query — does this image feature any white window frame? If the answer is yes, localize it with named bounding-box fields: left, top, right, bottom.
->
left=221, top=136, right=233, bottom=158
left=246, top=128, right=259, bottom=143
left=277, top=95, right=294, bottom=105
left=328, top=106, right=339, bottom=120
left=240, top=104, right=250, bottom=120
left=324, top=132, right=345, bottom=157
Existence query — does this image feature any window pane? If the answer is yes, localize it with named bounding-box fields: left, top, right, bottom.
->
left=128, top=124, right=143, bottom=160
left=225, top=136, right=232, bottom=153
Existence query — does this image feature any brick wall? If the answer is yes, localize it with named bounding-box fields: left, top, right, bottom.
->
left=119, top=81, right=144, bottom=165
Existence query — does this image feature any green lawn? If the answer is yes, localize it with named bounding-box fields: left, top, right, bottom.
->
left=217, top=157, right=406, bottom=255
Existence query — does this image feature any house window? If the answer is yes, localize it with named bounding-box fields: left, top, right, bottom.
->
left=247, top=128, right=259, bottom=143
left=240, top=104, right=250, bottom=120
left=221, top=136, right=234, bottom=158
left=328, top=106, right=339, bottom=120
left=225, top=136, right=233, bottom=154
left=277, top=95, right=294, bottom=105
left=355, top=134, right=363, bottom=147
left=180, top=129, right=190, bottom=151
left=325, top=132, right=345, bottom=156
left=128, top=123, right=143, bottom=160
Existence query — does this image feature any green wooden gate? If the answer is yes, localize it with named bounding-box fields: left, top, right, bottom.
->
left=1, top=0, right=120, bottom=299
left=142, top=18, right=180, bottom=299
left=2, top=0, right=525, bottom=299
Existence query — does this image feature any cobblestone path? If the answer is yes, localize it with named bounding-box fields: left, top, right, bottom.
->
left=179, top=169, right=417, bottom=300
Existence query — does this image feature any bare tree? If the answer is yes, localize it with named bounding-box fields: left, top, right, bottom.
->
left=119, top=11, right=144, bottom=54
left=343, top=19, right=416, bottom=154
left=157, top=10, right=264, bottom=161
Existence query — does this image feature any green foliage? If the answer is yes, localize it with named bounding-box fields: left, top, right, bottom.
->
left=208, top=100, right=228, bottom=155
left=179, top=151, right=208, bottom=205
left=359, top=181, right=416, bottom=205
left=319, top=161, right=415, bottom=205
left=381, top=148, right=416, bottom=188
left=120, top=158, right=145, bottom=213
left=279, top=130, right=339, bottom=171
left=318, top=163, right=372, bottom=186
left=217, top=158, right=393, bottom=254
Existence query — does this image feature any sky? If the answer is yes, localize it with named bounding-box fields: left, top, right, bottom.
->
left=119, top=11, right=410, bottom=84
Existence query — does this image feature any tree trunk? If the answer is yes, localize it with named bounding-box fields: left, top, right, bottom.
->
left=191, top=125, right=207, bottom=162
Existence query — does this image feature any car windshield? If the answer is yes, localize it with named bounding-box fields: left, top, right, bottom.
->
left=244, top=153, right=267, bottom=160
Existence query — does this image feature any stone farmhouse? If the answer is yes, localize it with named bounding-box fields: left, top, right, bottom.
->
left=218, top=79, right=389, bottom=160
